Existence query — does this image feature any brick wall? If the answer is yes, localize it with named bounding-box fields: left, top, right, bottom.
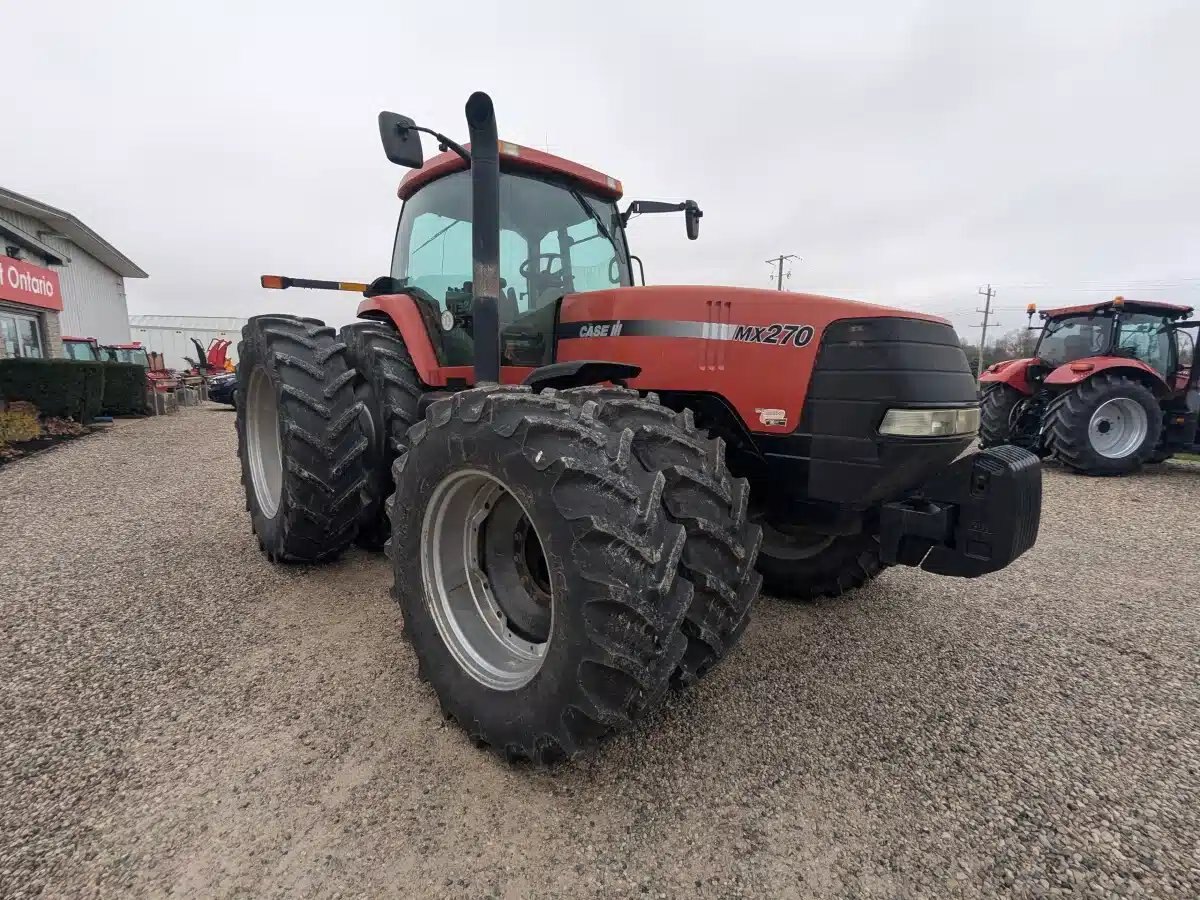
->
left=41, top=310, right=63, bottom=358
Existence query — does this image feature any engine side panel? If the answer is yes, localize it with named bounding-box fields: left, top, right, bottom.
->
left=555, top=285, right=950, bottom=434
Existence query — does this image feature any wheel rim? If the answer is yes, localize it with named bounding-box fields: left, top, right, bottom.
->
left=421, top=469, right=551, bottom=691
left=246, top=367, right=283, bottom=517
left=1088, top=397, right=1148, bottom=459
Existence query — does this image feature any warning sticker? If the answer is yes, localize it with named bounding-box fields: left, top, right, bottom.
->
left=756, top=408, right=788, bottom=428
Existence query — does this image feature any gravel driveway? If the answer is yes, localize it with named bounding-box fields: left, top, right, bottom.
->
left=2, top=405, right=1197, bottom=899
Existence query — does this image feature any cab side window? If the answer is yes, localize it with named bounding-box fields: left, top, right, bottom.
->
left=1118, top=314, right=1172, bottom=374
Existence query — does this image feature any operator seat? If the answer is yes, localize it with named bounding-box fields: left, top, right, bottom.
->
left=1064, top=335, right=1091, bottom=360
left=497, top=280, right=519, bottom=325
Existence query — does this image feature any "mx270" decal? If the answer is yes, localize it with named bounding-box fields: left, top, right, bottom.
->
left=732, top=323, right=814, bottom=347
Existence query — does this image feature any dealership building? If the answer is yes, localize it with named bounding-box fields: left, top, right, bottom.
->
left=0, top=186, right=147, bottom=359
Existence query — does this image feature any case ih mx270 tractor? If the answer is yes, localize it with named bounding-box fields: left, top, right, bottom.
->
left=979, top=298, right=1199, bottom=475
left=236, top=92, right=1042, bottom=762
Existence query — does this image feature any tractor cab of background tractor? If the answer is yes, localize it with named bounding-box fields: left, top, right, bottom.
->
left=62, top=336, right=101, bottom=362
left=101, top=343, right=150, bottom=367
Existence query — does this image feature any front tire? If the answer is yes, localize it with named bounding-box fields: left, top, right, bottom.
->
left=1045, top=374, right=1162, bottom=475
left=236, top=315, right=370, bottom=562
left=387, top=386, right=692, bottom=763
left=979, top=384, right=1023, bottom=448
left=755, top=522, right=884, bottom=601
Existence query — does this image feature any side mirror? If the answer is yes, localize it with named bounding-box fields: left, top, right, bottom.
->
left=378, top=112, right=425, bottom=168
left=685, top=201, right=702, bottom=240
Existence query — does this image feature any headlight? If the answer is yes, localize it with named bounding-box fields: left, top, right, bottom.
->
left=878, top=407, right=980, bottom=437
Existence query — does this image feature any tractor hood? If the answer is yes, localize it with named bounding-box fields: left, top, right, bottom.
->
left=560, top=285, right=951, bottom=331
left=555, top=284, right=972, bottom=442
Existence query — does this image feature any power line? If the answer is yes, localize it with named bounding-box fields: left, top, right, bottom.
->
left=992, top=278, right=1200, bottom=290
left=766, top=254, right=800, bottom=291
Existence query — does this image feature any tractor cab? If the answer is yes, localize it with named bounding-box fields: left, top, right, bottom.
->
left=62, top=336, right=101, bottom=361
left=1033, top=299, right=1192, bottom=379
left=101, top=342, right=150, bottom=367
left=380, top=143, right=699, bottom=370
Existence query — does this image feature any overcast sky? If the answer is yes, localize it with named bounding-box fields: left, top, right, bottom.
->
left=3, top=1, right=1198, bottom=339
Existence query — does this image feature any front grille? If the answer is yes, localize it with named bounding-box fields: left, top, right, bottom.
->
left=800, top=316, right=979, bottom=505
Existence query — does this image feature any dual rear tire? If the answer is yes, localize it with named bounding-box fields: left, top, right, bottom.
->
left=237, top=327, right=762, bottom=761
left=236, top=315, right=369, bottom=562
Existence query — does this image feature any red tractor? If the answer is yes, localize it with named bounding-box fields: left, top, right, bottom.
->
left=62, top=336, right=102, bottom=361
left=101, top=341, right=181, bottom=393
left=236, top=92, right=1042, bottom=762
left=979, top=298, right=1199, bottom=474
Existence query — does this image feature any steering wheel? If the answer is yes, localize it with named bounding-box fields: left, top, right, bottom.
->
left=519, top=253, right=564, bottom=279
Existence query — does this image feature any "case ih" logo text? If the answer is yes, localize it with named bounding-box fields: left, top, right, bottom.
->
left=578, top=322, right=624, bottom=338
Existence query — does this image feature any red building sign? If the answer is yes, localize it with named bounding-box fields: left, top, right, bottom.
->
left=0, top=256, right=63, bottom=311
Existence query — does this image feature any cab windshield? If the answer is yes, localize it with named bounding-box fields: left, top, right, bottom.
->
left=63, top=341, right=98, bottom=361
left=391, top=170, right=631, bottom=365
left=104, top=348, right=149, bottom=366
left=1036, top=315, right=1113, bottom=367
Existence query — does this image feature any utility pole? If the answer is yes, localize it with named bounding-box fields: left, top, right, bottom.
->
left=973, top=284, right=999, bottom=377
left=766, top=254, right=799, bottom=290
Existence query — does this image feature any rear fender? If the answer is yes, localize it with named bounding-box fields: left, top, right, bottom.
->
left=1044, top=357, right=1170, bottom=396
left=356, top=294, right=441, bottom=385
left=978, top=358, right=1037, bottom=394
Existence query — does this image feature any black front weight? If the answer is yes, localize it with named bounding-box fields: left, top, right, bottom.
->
left=879, top=445, right=1042, bottom=578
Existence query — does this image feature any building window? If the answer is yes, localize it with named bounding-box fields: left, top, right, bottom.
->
left=0, top=311, right=44, bottom=359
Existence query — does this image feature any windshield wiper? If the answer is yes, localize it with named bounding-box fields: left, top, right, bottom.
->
left=410, top=218, right=465, bottom=256
left=568, top=188, right=619, bottom=250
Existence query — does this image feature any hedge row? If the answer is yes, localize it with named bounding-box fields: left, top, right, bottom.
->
left=0, top=358, right=148, bottom=422
left=100, top=363, right=148, bottom=416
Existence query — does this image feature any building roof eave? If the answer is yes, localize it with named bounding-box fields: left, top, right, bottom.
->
left=0, top=186, right=148, bottom=279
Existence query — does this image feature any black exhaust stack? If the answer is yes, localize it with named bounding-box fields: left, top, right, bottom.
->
left=465, top=92, right=500, bottom=385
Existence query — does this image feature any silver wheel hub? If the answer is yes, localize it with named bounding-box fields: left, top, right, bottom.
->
left=421, top=470, right=552, bottom=691
left=246, top=367, right=283, bottom=517
left=1088, top=397, right=1148, bottom=459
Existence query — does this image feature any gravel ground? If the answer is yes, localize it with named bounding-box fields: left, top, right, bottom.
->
left=1, top=405, right=1197, bottom=899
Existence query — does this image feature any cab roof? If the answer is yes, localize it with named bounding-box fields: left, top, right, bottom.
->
left=1041, top=298, right=1193, bottom=319
left=398, top=142, right=623, bottom=202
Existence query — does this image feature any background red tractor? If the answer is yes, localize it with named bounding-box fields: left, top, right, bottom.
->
left=979, top=298, right=1198, bottom=474
left=235, top=91, right=1041, bottom=762
left=100, top=341, right=182, bottom=393
left=62, top=336, right=102, bottom=361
